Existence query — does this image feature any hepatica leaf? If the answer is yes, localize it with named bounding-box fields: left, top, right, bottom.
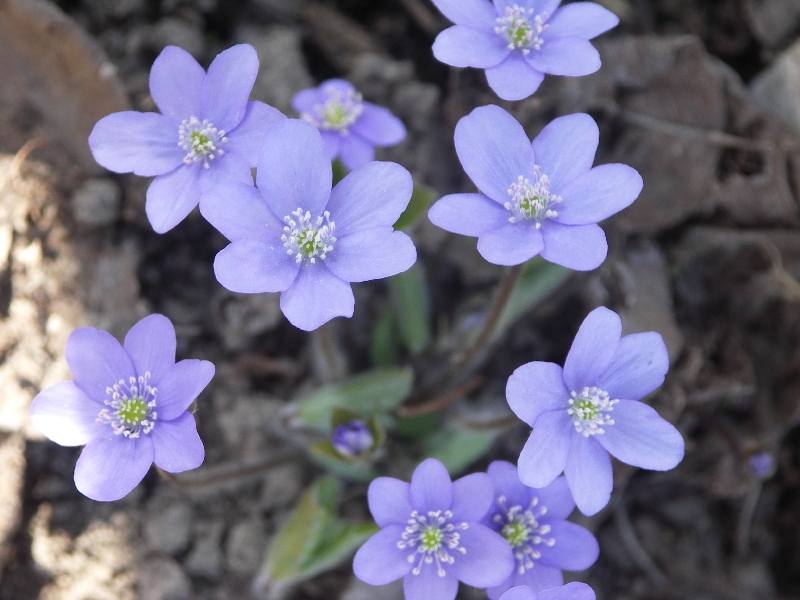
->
left=297, top=367, right=413, bottom=430
left=260, top=477, right=378, bottom=587
left=422, top=425, right=497, bottom=476
left=388, top=263, right=432, bottom=355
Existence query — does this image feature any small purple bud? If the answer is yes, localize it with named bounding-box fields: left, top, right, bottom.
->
left=331, top=420, right=374, bottom=458
left=747, top=451, right=775, bottom=479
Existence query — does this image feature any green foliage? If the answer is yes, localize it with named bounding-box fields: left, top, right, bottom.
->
left=331, top=158, right=348, bottom=186
left=297, top=367, right=414, bottom=430
left=394, top=184, right=437, bottom=231
left=370, top=306, right=400, bottom=367
left=421, top=424, right=497, bottom=476
left=261, top=477, right=378, bottom=588
left=388, top=263, right=432, bottom=356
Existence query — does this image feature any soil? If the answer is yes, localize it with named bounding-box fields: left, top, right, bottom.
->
left=1, top=0, right=800, bottom=599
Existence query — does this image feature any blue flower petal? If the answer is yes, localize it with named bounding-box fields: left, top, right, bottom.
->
left=214, top=239, right=300, bottom=293
left=518, top=410, right=572, bottom=488
left=554, top=164, right=643, bottom=225
left=279, top=261, right=354, bottom=331
left=596, top=400, right=684, bottom=470
left=540, top=221, right=607, bottom=271
left=123, top=314, right=175, bottom=383
left=497, top=586, right=538, bottom=600
left=403, top=568, right=459, bottom=600
left=429, top=193, right=510, bottom=238
left=433, top=25, right=511, bottom=68
left=200, top=182, right=285, bottom=243
left=451, top=472, right=494, bottom=522
left=74, top=435, right=154, bottom=502
left=507, top=361, right=569, bottom=428
left=368, top=477, right=413, bottom=527
left=532, top=113, right=598, bottom=193
left=155, top=359, right=215, bottom=421
left=596, top=332, right=669, bottom=401
left=65, top=327, right=135, bottom=406
left=430, top=0, right=497, bottom=30
left=149, top=45, right=204, bottom=122
left=353, top=525, right=413, bottom=585
left=525, top=37, right=600, bottom=76
left=539, top=582, right=597, bottom=600
left=563, top=307, right=621, bottom=392
left=145, top=163, right=202, bottom=234
left=410, top=458, right=453, bottom=513
left=89, top=111, right=184, bottom=177
left=450, top=524, right=515, bottom=587
left=324, top=227, right=416, bottom=283
left=533, top=476, right=575, bottom=520
left=564, top=434, right=612, bottom=516
left=29, top=382, right=105, bottom=447
left=478, top=223, right=544, bottom=266
left=339, top=135, right=375, bottom=171
left=200, top=44, right=259, bottom=133
left=545, top=2, right=619, bottom=39
left=536, top=520, right=598, bottom=570
left=224, top=101, right=286, bottom=167
left=351, top=103, right=407, bottom=146
left=152, top=412, right=204, bottom=472
left=485, top=55, right=545, bottom=102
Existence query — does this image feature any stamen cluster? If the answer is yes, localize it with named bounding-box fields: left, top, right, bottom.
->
left=97, top=372, right=157, bottom=438
left=567, top=386, right=618, bottom=437
left=281, top=208, right=337, bottom=264
left=178, top=116, right=228, bottom=169
left=494, top=5, right=547, bottom=55
left=504, top=168, right=562, bottom=227
left=397, top=510, right=468, bottom=577
left=493, top=495, right=555, bottom=575
left=303, top=87, right=364, bottom=134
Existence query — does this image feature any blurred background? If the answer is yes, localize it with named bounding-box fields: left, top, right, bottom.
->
left=1, top=0, right=800, bottom=599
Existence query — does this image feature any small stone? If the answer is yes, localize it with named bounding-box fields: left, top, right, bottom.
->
left=138, top=557, right=191, bottom=600
left=744, top=0, right=800, bottom=48
left=237, top=25, right=313, bottom=115
left=217, top=291, right=282, bottom=351
left=340, top=577, right=404, bottom=600
left=751, top=39, right=800, bottom=139
left=143, top=503, right=192, bottom=556
left=184, top=520, right=225, bottom=579
left=71, top=178, right=121, bottom=226
left=146, top=18, right=205, bottom=59
left=225, top=517, right=266, bottom=574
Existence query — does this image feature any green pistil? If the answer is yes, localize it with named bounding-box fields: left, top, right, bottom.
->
left=117, top=397, right=148, bottom=426
left=502, top=519, right=531, bottom=548
left=420, top=526, right=444, bottom=551
left=519, top=194, right=545, bottom=219
left=510, top=23, right=531, bottom=47
left=299, top=229, right=319, bottom=256
left=324, top=104, right=348, bottom=129
left=190, top=131, right=210, bottom=151
left=573, top=398, right=600, bottom=421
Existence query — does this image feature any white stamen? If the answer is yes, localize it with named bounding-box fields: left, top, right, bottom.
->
left=281, top=208, right=337, bottom=264
left=567, top=386, right=618, bottom=436
left=494, top=495, right=555, bottom=575
left=504, top=167, right=562, bottom=228
left=396, top=510, right=468, bottom=577
left=494, top=5, right=548, bottom=55
left=96, top=371, right=157, bottom=438
left=301, top=85, right=363, bottom=134
left=178, top=116, right=228, bottom=169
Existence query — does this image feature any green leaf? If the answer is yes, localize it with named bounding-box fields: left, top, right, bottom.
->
left=422, top=425, right=497, bottom=476
left=297, top=367, right=414, bottom=430
left=493, top=257, right=571, bottom=339
left=332, top=158, right=348, bottom=186
left=260, top=477, right=378, bottom=589
left=395, top=414, right=438, bottom=438
left=370, top=306, right=400, bottom=367
left=265, top=478, right=335, bottom=581
left=388, top=263, right=432, bottom=355
left=394, top=184, right=438, bottom=231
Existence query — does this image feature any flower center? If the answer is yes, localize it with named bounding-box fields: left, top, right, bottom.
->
left=567, top=386, right=618, bottom=436
left=281, top=208, right=337, bottom=264
left=97, top=373, right=157, bottom=438
left=178, top=116, right=228, bottom=169
left=504, top=167, right=562, bottom=227
left=494, top=5, right=548, bottom=55
left=397, top=510, right=468, bottom=577
left=493, top=495, right=555, bottom=575
left=302, top=87, right=363, bottom=134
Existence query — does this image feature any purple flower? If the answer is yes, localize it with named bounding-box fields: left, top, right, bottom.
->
left=29, top=315, right=214, bottom=502
left=499, top=583, right=596, bottom=600
left=353, top=458, right=514, bottom=600
left=508, top=307, right=685, bottom=515
left=89, top=44, right=285, bottom=233
left=199, top=119, right=417, bottom=331
left=483, top=461, right=598, bottom=598
left=428, top=106, right=642, bottom=271
left=747, top=451, right=775, bottom=479
left=292, top=79, right=406, bottom=171
left=332, top=420, right=374, bottom=458
left=429, top=0, right=618, bottom=101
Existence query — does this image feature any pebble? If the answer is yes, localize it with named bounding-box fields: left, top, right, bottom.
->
left=750, top=39, right=800, bottom=138
left=143, top=503, right=193, bottom=556
left=71, top=178, right=121, bottom=226
left=138, top=557, right=191, bottom=600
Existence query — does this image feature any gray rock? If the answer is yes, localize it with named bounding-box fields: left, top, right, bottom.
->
left=138, top=557, right=191, bottom=600
left=72, top=178, right=121, bottom=226
left=340, top=577, right=404, bottom=600
left=751, top=39, right=800, bottom=138
left=146, top=18, right=205, bottom=59
left=225, top=517, right=267, bottom=574
left=143, top=503, right=193, bottom=556
left=744, top=0, right=800, bottom=48
left=237, top=25, right=313, bottom=115
left=216, top=291, right=282, bottom=351
left=259, top=464, right=302, bottom=511
left=184, top=520, right=225, bottom=579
